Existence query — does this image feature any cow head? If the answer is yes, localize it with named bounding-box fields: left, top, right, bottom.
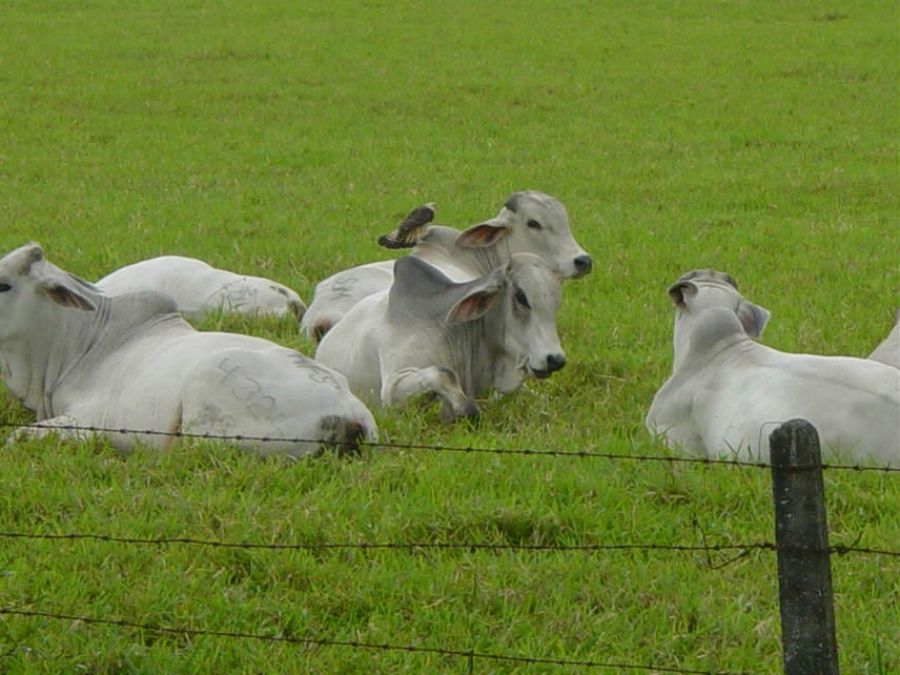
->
left=0, top=243, right=98, bottom=342
left=455, top=191, right=592, bottom=280
left=666, top=269, right=769, bottom=369
left=446, top=252, right=565, bottom=394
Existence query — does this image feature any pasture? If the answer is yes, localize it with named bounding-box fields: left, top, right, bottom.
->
left=1, top=0, right=898, bottom=672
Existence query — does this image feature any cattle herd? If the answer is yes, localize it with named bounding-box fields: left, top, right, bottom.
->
left=0, top=190, right=897, bottom=466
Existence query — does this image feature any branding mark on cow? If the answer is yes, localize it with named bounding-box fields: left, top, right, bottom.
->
left=330, top=277, right=358, bottom=299
left=217, top=356, right=277, bottom=418
left=288, top=352, right=342, bottom=389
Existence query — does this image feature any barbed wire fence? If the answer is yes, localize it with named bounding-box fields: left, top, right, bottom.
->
left=0, top=531, right=896, bottom=559
left=2, top=421, right=898, bottom=472
left=0, top=419, right=897, bottom=673
left=0, top=606, right=759, bottom=675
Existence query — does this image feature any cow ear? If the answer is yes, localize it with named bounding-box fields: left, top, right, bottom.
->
left=667, top=281, right=697, bottom=309
left=456, top=219, right=511, bottom=248
left=736, top=301, right=769, bottom=338
left=41, top=282, right=96, bottom=311
left=446, top=286, right=501, bottom=324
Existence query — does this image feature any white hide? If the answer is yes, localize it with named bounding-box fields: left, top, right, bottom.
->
left=315, top=253, right=566, bottom=419
left=646, top=270, right=900, bottom=467
left=0, top=243, right=375, bottom=457
left=301, top=191, right=591, bottom=341
left=97, top=256, right=305, bottom=323
left=868, top=309, right=900, bottom=369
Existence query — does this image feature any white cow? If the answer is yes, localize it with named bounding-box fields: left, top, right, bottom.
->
left=315, top=253, right=566, bottom=419
left=97, top=256, right=306, bottom=323
left=0, top=243, right=376, bottom=458
left=868, top=309, right=899, bottom=368
left=646, top=270, right=900, bottom=466
left=301, top=191, right=591, bottom=341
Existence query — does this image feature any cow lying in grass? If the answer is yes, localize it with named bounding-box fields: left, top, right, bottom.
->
left=0, top=243, right=375, bottom=458
left=646, top=270, right=900, bottom=466
left=301, top=191, right=591, bottom=341
left=97, top=255, right=306, bottom=323
left=315, top=252, right=566, bottom=420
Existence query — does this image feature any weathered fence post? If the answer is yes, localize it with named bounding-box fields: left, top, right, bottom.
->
left=769, top=418, right=840, bottom=675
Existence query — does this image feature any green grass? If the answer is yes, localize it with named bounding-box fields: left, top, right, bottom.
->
left=1, top=0, right=898, bottom=673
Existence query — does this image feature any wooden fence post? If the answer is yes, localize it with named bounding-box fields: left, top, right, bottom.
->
left=769, top=418, right=840, bottom=675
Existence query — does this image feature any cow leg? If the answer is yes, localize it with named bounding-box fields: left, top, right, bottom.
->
left=382, top=366, right=478, bottom=419
left=4, top=413, right=93, bottom=447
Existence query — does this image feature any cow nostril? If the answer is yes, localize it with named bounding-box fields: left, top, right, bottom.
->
left=546, top=353, right=566, bottom=372
left=574, top=255, right=592, bottom=274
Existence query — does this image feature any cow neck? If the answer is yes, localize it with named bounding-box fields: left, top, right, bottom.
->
left=417, top=232, right=510, bottom=279
left=0, top=296, right=106, bottom=418
left=671, top=311, right=693, bottom=372
left=443, top=287, right=507, bottom=398
left=9, top=294, right=182, bottom=419
left=676, top=318, right=754, bottom=374
left=456, top=243, right=507, bottom=277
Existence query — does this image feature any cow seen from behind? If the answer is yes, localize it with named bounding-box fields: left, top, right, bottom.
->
left=646, top=270, right=900, bottom=467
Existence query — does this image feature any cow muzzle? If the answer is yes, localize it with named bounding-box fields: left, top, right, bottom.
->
left=572, top=255, right=593, bottom=278
left=531, top=352, right=566, bottom=379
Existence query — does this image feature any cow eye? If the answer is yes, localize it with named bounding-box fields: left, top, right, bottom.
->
left=526, top=219, right=542, bottom=230
left=514, top=288, right=531, bottom=309
left=0, top=282, right=11, bottom=293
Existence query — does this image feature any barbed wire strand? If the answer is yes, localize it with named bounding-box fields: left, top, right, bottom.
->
left=0, top=607, right=753, bottom=675
left=2, top=422, right=897, bottom=473
left=0, top=531, right=896, bottom=558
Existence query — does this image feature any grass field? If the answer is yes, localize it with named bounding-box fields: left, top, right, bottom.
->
left=1, top=0, right=898, bottom=673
